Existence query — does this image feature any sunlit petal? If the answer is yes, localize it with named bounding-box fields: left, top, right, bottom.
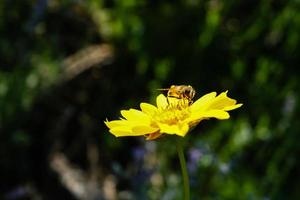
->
left=224, top=103, right=243, bottom=111
left=207, top=91, right=236, bottom=110
left=110, top=126, right=146, bottom=137
left=104, top=119, right=129, bottom=129
left=158, top=123, right=189, bottom=137
left=187, top=109, right=229, bottom=122
left=191, top=92, right=216, bottom=111
left=156, top=94, right=168, bottom=109
left=140, top=103, right=158, bottom=115
left=121, top=109, right=150, bottom=122
left=132, top=125, right=159, bottom=134
left=201, top=110, right=230, bottom=119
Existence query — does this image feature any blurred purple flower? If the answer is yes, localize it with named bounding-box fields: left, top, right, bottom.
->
left=132, top=146, right=145, bottom=163
left=187, top=148, right=203, bottom=173
left=5, top=186, right=28, bottom=200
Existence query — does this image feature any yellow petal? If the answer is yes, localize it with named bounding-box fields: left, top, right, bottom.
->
left=104, top=119, right=128, bottom=129
left=121, top=109, right=150, bottom=122
left=156, top=94, right=168, bottom=109
left=110, top=126, right=146, bottom=137
left=140, top=103, right=158, bottom=115
left=187, top=109, right=229, bottom=122
left=109, top=126, right=132, bottom=137
left=201, top=109, right=230, bottom=119
left=207, top=91, right=237, bottom=110
left=132, top=125, right=159, bottom=134
left=224, top=103, right=243, bottom=111
left=158, top=123, right=189, bottom=137
left=191, top=92, right=217, bottom=111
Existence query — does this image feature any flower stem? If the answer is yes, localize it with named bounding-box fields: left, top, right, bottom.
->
left=176, top=137, right=190, bottom=200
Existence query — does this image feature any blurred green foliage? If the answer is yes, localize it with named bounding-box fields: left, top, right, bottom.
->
left=0, top=0, right=299, bottom=199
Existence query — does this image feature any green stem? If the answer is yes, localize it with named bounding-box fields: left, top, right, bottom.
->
left=176, top=137, right=190, bottom=200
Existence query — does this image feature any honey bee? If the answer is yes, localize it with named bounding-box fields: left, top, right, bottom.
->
left=158, top=85, right=196, bottom=104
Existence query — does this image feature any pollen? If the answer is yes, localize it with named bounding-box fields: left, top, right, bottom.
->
left=153, top=98, right=191, bottom=125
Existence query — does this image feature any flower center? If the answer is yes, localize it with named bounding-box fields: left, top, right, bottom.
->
left=153, top=98, right=191, bottom=125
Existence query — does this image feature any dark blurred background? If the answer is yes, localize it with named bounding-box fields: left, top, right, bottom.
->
left=0, top=0, right=299, bottom=199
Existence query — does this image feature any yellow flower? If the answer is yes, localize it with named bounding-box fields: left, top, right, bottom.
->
left=105, top=91, right=242, bottom=140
